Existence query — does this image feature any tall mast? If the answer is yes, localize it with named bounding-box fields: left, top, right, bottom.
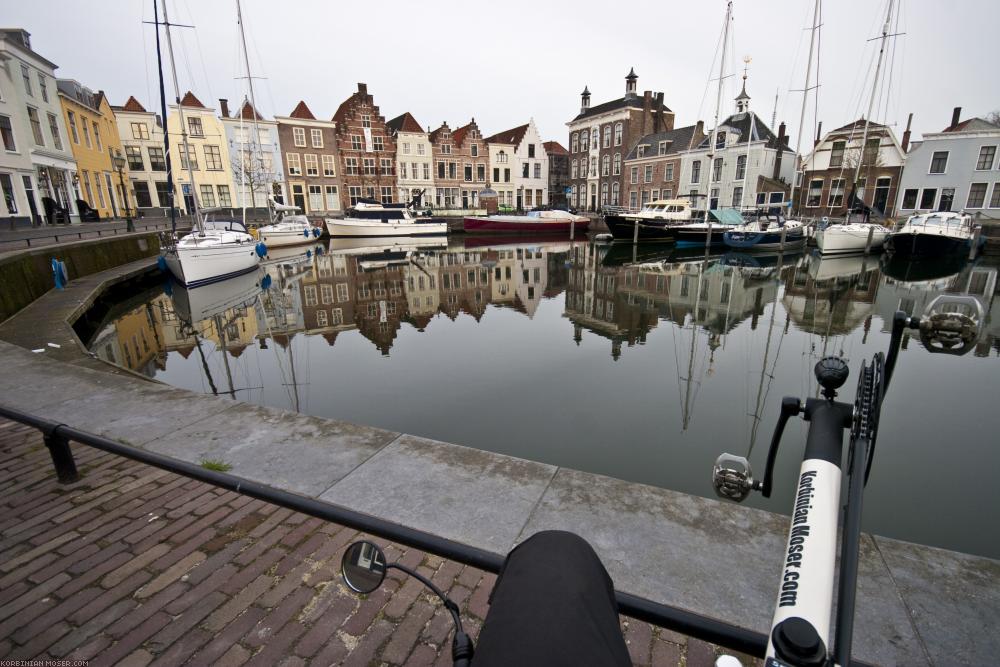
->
left=705, top=1, right=733, bottom=216
left=739, top=56, right=753, bottom=210
left=236, top=0, right=268, bottom=215
left=791, top=0, right=821, bottom=213
left=853, top=0, right=895, bottom=188
left=160, top=0, right=203, bottom=234
left=152, top=0, right=177, bottom=237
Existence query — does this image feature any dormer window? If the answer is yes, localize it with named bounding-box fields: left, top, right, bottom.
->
left=716, top=132, right=726, bottom=149
left=658, top=141, right=669, bottom=155
left=637, top=145, right=647, bottom=158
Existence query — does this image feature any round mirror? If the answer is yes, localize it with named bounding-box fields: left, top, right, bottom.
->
left=341, top=540, right=387, bottom=594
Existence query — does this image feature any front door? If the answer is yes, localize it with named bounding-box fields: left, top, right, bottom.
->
left=182, top=184, right=195, bottom=214
left=292, top=184, right=305, bottom=211
left=22, top=175, right=40, bottom=226
left=873, top=177, right=891, bottom=214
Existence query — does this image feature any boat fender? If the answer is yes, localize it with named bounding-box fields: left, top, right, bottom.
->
left=51, top=258, right=68, bottom=290
left=260, top=274, right=272, bottom=290
left=255, top=242, right=268, bottom=258
left=315, top=245, right=323, bottom=256
left=163, top=280, right=173, bottom=297
left=312, top=227, right=321, bottom=238
left=157, top=255, right=168, bottom=273
left=306, top=250, right=312, bottom=259
left=303, top=228, right=310, bottom=238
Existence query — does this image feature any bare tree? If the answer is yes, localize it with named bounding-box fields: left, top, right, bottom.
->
left=231, top=137, right=276, bottom=209
left=986, top=109, right=1000, bottom=126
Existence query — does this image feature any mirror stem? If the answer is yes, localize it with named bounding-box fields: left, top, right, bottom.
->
left=387, top=563, right=473, bottom=665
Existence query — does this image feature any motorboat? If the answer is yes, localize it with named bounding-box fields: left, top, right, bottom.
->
left=463, top=209, right=590, bottom=234
left=885, top=212, right=982, bottom=259
left=670, top=208, right=745, bottom=247
left=257, top=199, right=323, bottom=249
left=325, top=200, right=447, bottom=237
left=603, top=198, right=695, bottom=242
left=327, top=236, right=448, bottom=255
left=814, top=221, right=890, bottom=254
left=723, top=211, right=807, bottom=252
left=162, top=216, right=265, bottom=288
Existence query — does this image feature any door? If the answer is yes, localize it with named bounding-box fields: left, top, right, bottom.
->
left=292, top=184, right=306, bottom=211
left=22, top=175, right=40, bottom=226
left=873, top=177, right=891, bottom=214
left=181, top=184, right=194, bottom=214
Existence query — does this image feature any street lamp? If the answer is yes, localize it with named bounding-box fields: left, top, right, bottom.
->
left=112, top=153, right=134, bottom=232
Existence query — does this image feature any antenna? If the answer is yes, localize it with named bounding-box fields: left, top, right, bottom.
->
left=772, top=88, right=779, bottom=130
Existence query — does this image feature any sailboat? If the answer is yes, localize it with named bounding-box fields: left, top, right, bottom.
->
left=155, top=0, right=264, bottom=288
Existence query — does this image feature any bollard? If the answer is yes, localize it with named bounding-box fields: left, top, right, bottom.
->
left=633, top=220, right=640, bottom=245
left=864, top=226, right=874, bottom=254
left=43, top=429, right=79, bottom=484
left=780, top=226, right=787, bottom=251
left=969, top=226, right=982, bottom=260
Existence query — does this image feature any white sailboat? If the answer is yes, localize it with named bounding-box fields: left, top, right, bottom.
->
left=258, top=198, right=322, bottom=249
left=156, top=0, right=262, bottom=288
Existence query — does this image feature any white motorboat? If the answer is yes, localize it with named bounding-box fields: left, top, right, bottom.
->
left=814, top=222, right=890, bottom=254
left=162, top=217, right=264, bottom=288
left=257, top=199, right=323, bottom=249
left=885, top=212, right=983, bottom=259
left=325, top=200, right=447, bottom=238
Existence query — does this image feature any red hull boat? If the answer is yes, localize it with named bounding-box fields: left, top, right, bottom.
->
left=463, top=212, right=590, bottom=234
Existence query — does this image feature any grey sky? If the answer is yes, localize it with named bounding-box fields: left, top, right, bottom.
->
left=7, top=0, right=998, bottom=150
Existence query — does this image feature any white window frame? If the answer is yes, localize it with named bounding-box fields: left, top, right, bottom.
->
left=322, top=154, right=336, bottom=177
left=286, top=152, right=301, bottom=176
left=305, top=153, right=319, bottom=176
left=928, top=150, right=949, bottom=175
left=293, top=127, right=306, bottom=147
left=975, top=145, right=996, bottom=171
left=310, top=128, right=323, bottom=148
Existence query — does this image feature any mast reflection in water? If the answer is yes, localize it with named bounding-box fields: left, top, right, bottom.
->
left=86, top=239, right=1000, bottom=558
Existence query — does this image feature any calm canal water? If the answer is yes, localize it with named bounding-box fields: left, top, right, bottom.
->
left=86, top=237, right=1000, bottom=559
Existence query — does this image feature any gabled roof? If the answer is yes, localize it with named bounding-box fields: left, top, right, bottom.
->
left=828, top=118, right=889, bottom=135
left=626, top=124, right=706, bottom=160
left=572, top=96, right=671, bottom=123
left=543, top=141, right=568, bottom=155
left=387, top=112, right=423, bottom=135
left=289, top=100, right=315, bottom=120
left=694, top=112, right=787, bottom=151
left=485, top=124, right=528, bottom=147
left=452, top=119, right=480, bottom=147
left=429, top=122, right=451, bottom=143
left=179, top=91, right=205, bottom=109
left=119, top=96, right=148, bottom=113
left=237, top=100, right=264, bottom=121
left=943, top=117, right=1000, bottom=133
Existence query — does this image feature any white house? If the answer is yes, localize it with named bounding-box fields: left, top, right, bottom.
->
left=486, top=138, right=515, bottom=209
left=896, top=107, right=1000, bottom=220
left=219, top=98, right=285, bottom=210
left=0, top=29, right=78, bottom=226
left=386, top=112, right=434, bottom=206
left=679, top=84, right=795, bottom=214
left=485, top=119, right=549, bottom=210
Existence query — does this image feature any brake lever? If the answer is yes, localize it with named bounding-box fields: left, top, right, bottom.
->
left=759, top=397, right=803, bottom=498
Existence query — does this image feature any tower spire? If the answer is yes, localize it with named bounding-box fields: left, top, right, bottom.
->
left=736, top=55, right=752, bottom=113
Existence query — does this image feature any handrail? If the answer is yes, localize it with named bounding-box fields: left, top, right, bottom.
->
left=0, top=403, right=874, bottom=664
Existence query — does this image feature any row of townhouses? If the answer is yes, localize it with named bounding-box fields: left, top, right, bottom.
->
left=2, top=26, right=998, bottom=227
left=566, top=70, right=1000, bottom=220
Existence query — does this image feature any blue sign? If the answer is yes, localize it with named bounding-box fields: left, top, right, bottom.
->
left=564, top=187, right=572, bottom=194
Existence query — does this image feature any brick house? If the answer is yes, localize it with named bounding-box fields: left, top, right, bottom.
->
left=274, top=100, right=343, bottom=216
left=795, top=118, right=905, bottom=219
left=566, top=68, right=674, bottom=211
left=430, top=118, right=487, bottom=209
left=621, top=122, right=705, bottom=209
left=543, top=141, right=569, bottom=208
left=333, top=83, right=396, bottom=207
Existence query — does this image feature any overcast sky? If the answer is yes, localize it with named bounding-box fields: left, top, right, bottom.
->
left=8, top=0, right=998, bottom=150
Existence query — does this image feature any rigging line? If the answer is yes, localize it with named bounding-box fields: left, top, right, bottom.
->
left=813, top=0, right=823, bottom=158
left=696, top=10, right=728, bottom=126
left=181, top=0, right=215, bottom=105
left=139, top=2, right=154, bottom=113
left=780, top=0, right=813, bottom=129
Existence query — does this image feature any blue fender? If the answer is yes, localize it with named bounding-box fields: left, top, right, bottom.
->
left=303, top=228, right=310, bottom=238
left=157, top=255, right=168, bottom=273
left=255, top=241, right=268, bottom=258
left=51, top=258, right=68, bottom=289
left=260, top=274, right=272, bottom=290
left=305, top=249, right=312, bottom=258
left=311, top=227, right=321, bottom=238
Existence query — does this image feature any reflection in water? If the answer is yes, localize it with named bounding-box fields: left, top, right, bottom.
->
left=86, top=239, right=1000, bottom=556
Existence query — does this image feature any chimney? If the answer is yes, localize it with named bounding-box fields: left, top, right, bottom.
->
left=580, top=86, right=591, bottom=115
left=642, top=91, right=652, bottom=135
left=773, top=122, right=787, bottom=180
left=950, top=106, right=962, bottom=129
left=654, top=92, right=665, bottom=133
left=357, top=82, right=368, bottom=97
left=219, top=98, right=229, bottom=118
left=901, top=112, right=913, bottom=152
left=814, top=121, right=823, bottom=147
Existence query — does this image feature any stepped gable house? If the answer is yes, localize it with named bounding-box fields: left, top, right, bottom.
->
left=566, top=68, right=675, bottom=211
left=333, top=83, right=396, bottom=208
left=430, top=117, right=487, bottom=209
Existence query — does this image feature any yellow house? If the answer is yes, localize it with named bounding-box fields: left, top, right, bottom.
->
left=166, top=92, right=237, bottom=214
left=56, top=79, right=131, bottom=219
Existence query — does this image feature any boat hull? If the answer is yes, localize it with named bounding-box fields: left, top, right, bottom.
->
left=162, top=242, right=261, bottom=289
left=885, top=231, right=971, bottom=259
left=814, top=225, right=889, bottom=254
left=462, top=216, right=589, bottom=234
left=672, top=227, right=730, bottom=247
left=604, top=215, right=676, bottom=242
left=723, top=228, right=806, bottom=251
left=325, top=218, right=447, bottom=237
left=258, top=227, right=323, bottom=248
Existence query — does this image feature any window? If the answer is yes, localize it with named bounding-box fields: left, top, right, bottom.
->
left=611, top=182, right=620, bottom=205
left=651, top=189, right=659, bottom=201
left=591, top=128, right=598, bottom=149
left=612, top=153, right=621, bottom=176
left=304, top=285, right=317, bottom=306
left=27, top=107, right=44, bottom=146
left=477, top=164, right=485, bottom=182
left=657, top=141, right=667, bottom=156
left=47, top=114, right=62, bottom=150
left=351, top=135, right=362, bottom=150
left=829, top=140, right=846, bottom=168
left=322, top=154, right=336, bottom=176
left=417, top=144, right=425, bottom=156
left=39, top=75, right=48, bottom=102
left=630, top=166, right=639, bottom=184
left=178, top=144, right=198, bottom=170
left=438, top=161, right=445, bottom=179
left=82, top=120, right=91, bottom=148
left=709, top=188, right=719, bottom=210
left=691, top=160, right=701, bottom=183
left=348, top=185, right=362, bottom=205
left=373, top=135, right=384, bottom=151
left=664, top=164, right=674, bottom=182
left=570, top=161, right=577, bottom=179
left=336, top=283, right=349, bottom=302
left=601, top=155, right=609, bottom=176
left=287, top=153, right=301, bottom=175
left=976, top=146, right=996, bottom=171
left=939, top=188, right=955, bottom=211
left=637, top=145, right=646, bottom=158
left=305, top=154, right=319, bottom=176
left=68, top=112, right=81, bottom=144
left=828, top=178, right=846, bottom=207
left=662, top=188, right=672, bottom=199
left=731, top=186, right=743, bottom=207
left=735, top=155, right=747, bottom=180
left=125, top=146, right=144, bottom=170
left=423, top=163, right=430, bottom=180
left=325, top=185, right=338, bottom=209
left=522, top=162, right=529, bottom=178
left=525, top=189, right=533, bottom=207
left=133, top=181, right=152, bottom=208
left=204, top=145, right=222, bottom=170
left=966, top=183, right=988, bottom=208
left=614, top=123, right=622, bottom=146
left=504, top=168, right=510, bottom=182
left=81, top=171, right=93, bottom=205
left=146, top=146, right=165, bottom=171
left=571, top=132, right=579, bottom=153
left=919, top=188, right=937, bottom=209
left=0, top=115, right=16, bottom=151
left=309, top=184, right=322, bottom=210
left=716, top=132, right=726, bottom=149
left=601, top=182, right=608, bottom=205
left=92, top=122, right=102, bottom=151
left=629, top=190, right=638, bottom=208
left=0, top=174, right=17, bottom=214
left=380, top=158, right=393, bottom=175
left=440, top=143, right=452, bottom=155
left=580, top=131, right=588, bottom=152
left=289, top=127, right=305, bottom=147
left=21, top=65, right=32, bottom=96
left=187, top=117, right=203, bottom=137
left=363, top=158, right=376, bottom=175
left=712, top=157, right=723, bottom=182
left=155, top=181, right=170, bottom=207
left=603, top=126, right=611, bottom=148
left=127, top=121, right=147, bottom=140
left=471, top=144, right=479, bottom=157
left=310, top=128, right=323, bottom=148
left=217, top=184, right=232, bottom=207
left=929, top=151, right=948, bottom=174
left=344, top=157, right=358, bottom=175
left=644, top=165, right=653, bottom=183
left=807, top=179, right=823, bottom=207
left=464, top=164, right=473, bottom=182
left=990, top=184, right=1000, bottom=208
left=199, top=184, right=216, bottom=207
left=901, top=188, right=918, bottom=209
left=381, top=186, right=393, bottom=204
left=361, top=114, right=372, bottom=128
left=401, top=142, right=411, bottom=155
left=641, top=190, right=650, bottom=206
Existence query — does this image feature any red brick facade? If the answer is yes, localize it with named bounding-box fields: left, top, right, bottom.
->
left=276, top=101, right=344, bottom=216
left=333, top=83, right=396, bottom=208
left=430, top=119, right=488, bottom=208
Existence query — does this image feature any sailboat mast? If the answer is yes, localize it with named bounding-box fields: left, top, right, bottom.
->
left=152, top=0, right=177, bottom=237
left=792, top=0, right=820, bottom=213
left=160, top=0, right=203, bottom=234
left=236, top=0, right=268, bottom=214
left=853, top=0, right=895, bottom=188
left=702, top=1, right=732, bottom=245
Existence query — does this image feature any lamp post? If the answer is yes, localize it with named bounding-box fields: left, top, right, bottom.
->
left=112, top=153, right=134, bottom=232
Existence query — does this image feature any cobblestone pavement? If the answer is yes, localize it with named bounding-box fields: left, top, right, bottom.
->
left=0, top=419, right=760, bottom=666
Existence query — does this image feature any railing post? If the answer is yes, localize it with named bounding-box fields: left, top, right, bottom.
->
left=42, top=426, right=78, bottom=483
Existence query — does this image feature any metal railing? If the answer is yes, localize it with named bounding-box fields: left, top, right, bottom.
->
left=0, top=221, right=191, bottom=250
left=0, top=403, right=874, bottom=664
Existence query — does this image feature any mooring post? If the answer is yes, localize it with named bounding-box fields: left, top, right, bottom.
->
left=864, top=226, right=874, bottom=255
left=43, top=426, right=78, bottom=484
left=780, top=226, right=787, bottom=251
left=632, top=219, right=640, bottom=245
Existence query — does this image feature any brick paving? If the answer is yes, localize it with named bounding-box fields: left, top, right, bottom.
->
left=0, top=418, right=761, bottom=666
